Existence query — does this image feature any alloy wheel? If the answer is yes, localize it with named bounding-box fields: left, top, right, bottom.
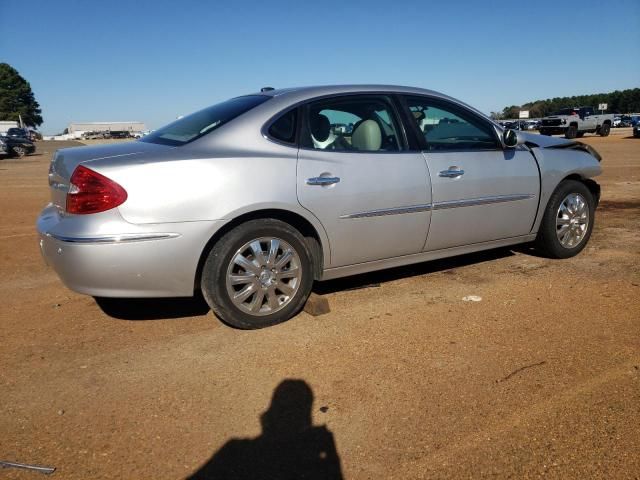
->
left=225, top=237, right=302, bottom=316
left=556, top=193, right=589, bottom=248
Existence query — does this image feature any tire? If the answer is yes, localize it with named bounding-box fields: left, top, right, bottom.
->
left=599, top=123, right=610, bottom=137
left=535, top=180, right=595, bottom=259
left=576, top=132, right=584, bottom=138
left=201, top=219, right=314, bottom=329
left=565, top=125, right=578, bottom=139
left=12, top=146, right=26, bottom=157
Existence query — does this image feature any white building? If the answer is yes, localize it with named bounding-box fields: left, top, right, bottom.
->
left=68, top=121, right=146, bottom=134
left=0, top=120, right=19, bottom=135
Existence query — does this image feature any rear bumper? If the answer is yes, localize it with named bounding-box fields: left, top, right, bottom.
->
left=37, top=204, right=222, bottom=297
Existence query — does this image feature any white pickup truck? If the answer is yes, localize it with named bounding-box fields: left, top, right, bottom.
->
left=539, top=107, right=614, bottom=139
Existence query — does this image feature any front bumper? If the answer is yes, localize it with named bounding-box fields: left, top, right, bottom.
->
left=539, top=126, right=567, bottom=135
left=37, top=204, right=222, bottom=297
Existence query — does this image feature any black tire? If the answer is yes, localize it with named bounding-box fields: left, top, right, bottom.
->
left=599, top=123, right=610, bottom=137
left=201, top=219, right=314, bottom=329
left=565, top=125, right=578, bottom=139
left=535, top=180, right=595, bottom=259
left=576, top=132, right=585, bottom=138
left=12, top=146, right=27, bottom=157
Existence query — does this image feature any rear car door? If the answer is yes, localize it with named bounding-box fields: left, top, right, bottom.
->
left=296, top=94, right=431, bottom=267
left=401, top=95, right=540, bottom=251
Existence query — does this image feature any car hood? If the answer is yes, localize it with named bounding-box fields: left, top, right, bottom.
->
left=518, top=131, right=573, bottom=148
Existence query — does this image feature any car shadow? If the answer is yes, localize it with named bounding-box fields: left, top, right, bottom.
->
left=187, top=379, right=343, bottom=480
left=314, top=246, right=517, bottom=295
left=95, top=293, right=210, bottom=320
left=95, top=247, right=520, bottom=320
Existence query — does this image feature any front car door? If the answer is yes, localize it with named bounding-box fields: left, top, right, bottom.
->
left=401, top=95, right=540, bottom=251
left=296, top=94, right=431, bottom=267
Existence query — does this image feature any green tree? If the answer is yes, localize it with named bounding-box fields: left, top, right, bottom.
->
left=0, top=63, right=43, bottom=127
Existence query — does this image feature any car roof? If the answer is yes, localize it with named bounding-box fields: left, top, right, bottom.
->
left=246, top=84, right=489, bottom=121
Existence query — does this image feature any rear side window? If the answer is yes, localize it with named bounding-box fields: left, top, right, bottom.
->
left=141, top=95, right=270, bottom=146
left=268, top=109, right=297, bottom=144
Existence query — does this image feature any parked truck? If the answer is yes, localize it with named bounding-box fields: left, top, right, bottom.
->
left=539, top=107, right=613, bottom=139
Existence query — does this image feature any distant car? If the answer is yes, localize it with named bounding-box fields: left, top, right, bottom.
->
left=37, top=85, right=604, bottom=329
left=634, top=123, right=640, bottom=138
left=539, top=107, right=613, bottom=138
left=0, top=137, right=7, bottom=157
left=83, top=131, right=103, bottom=140
left=130, top=131, right=144, bottom=139
left=0, top=134, right=36, bottom=157
left=109, top=131, right=130, bottom=139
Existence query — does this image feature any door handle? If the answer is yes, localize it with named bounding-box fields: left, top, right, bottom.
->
left=306, top=176, right=340, bottom=186
left=438, top=167, right=464, bottom=178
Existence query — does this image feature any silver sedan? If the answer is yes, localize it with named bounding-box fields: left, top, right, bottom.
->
left=37, top=85, right=602, bottom=328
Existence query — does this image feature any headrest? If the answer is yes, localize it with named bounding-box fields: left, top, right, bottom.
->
left=310, top=112, right=330, bottom=142
left=351, top=119, right=382, bottom=151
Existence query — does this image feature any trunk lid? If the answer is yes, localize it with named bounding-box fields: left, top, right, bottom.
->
left=48, top=141, right=171, bottom=211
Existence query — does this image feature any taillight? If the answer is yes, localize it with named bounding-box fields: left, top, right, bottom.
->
left=66, top=165, right=127, bottom=214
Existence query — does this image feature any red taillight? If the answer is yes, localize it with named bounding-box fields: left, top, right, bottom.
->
left=66, top=165, right=127, bottom=214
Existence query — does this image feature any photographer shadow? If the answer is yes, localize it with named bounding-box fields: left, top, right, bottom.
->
left=188, top=379, right=343, bottom=480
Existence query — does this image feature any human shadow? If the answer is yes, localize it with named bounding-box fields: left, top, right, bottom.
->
left=188, top=379, right=343, bottom=480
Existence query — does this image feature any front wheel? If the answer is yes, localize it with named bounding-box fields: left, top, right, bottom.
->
left=201, top=219, right=314, bottom=329
left=565, top=125, right=578, bottom=139
left=535, top=180, right=595, bottom=259
left=12, top=146, right=26, bottom=157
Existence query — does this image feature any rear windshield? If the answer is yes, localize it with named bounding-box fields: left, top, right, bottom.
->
left=141, top=95, right=270, bottom=146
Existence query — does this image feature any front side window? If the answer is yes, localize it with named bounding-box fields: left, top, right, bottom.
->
left=404, top=96, right=499, bottom=151
left=141, top=95, right=270, bottom=146
left=301, top=96, right=402, bottom=152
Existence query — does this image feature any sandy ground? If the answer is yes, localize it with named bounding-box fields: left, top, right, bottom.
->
left=1, top=136, right=638, bottom=479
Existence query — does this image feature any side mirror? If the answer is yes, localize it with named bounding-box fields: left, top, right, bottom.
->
left=503, top=129, right=520, bottom=148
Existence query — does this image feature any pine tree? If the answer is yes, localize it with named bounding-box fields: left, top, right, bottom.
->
left=0, top=63, right=43, bottom=127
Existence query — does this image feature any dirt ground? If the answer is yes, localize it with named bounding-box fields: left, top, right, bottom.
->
left=1, top=136, right=638, bottom=479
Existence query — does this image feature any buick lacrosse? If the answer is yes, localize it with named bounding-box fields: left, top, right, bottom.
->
left=38, top=85, right=602, bottom=328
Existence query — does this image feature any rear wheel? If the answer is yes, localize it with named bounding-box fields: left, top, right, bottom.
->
left=201, top=219, right=314, bottom=329
left=599, top=123, right=611, bottom=137
left=535, top=180, right=595, bottom=259
left=565, top=125, right=578, bottom=139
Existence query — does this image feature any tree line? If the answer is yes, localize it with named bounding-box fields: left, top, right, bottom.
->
left=492, top=88, right=640, bottom=120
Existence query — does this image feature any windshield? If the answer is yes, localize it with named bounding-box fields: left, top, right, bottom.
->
left=141, top=95, right=270, bottom=146
left=551, top=108, right=577, bottom=116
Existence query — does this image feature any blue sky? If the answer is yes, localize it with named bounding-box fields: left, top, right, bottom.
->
left=1, top=0, right=638, bottom=134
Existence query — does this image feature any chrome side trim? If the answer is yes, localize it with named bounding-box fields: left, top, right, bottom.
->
left=339, top=194, right=534, bottom=219
left=339, top=204, right=432, bottom=219
left=45, top=232, right=181, bottom=244
left=432, top=194, right=534, bottom=211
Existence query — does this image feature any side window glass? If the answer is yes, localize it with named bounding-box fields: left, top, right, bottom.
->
left=268, top=109, right=297, bottom=144
left=302, top=97, right=401, bottom=152
left=405, top=96, right=499, bottom=151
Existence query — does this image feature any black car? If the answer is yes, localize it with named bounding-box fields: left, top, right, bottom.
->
left=634, top=123, right=640, bottom=138
left=0, top=133, right=36, bottom=158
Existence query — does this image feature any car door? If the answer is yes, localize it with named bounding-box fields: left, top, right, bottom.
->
left=401, top=95, right=540, bottom=251
left=296, top=94, right=431, bottom=267
left=581, top=107, right=596, bottom=130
